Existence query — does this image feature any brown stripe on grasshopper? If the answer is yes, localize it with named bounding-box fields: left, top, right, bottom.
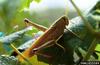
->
left=18, top=15, right=69, bottom=60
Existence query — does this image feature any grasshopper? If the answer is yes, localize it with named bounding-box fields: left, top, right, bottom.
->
left=18, top=15, right=69, bottom=60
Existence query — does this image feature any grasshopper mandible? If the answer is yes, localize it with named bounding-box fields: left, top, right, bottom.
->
left=18, top=15, right=69, bottom=60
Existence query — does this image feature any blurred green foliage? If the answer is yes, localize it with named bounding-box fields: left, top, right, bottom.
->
left=95, top=44, right=100, bottom=60
left=0, top=0, right=44, bottom=34
left=34, top=0, right=41, bottom=3
left=0, top=55, right=21, bottom=65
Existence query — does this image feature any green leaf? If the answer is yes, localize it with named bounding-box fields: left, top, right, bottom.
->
left=95, top=44, right=100, bottom=60
left=0, top=26, right=32, bottom=45
left=0, top=55, right=21, bottom=65
left=29, top=55, right=48, bottom=65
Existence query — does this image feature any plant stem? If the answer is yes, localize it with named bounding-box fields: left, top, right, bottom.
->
left=10, top=44, right=32, bottom=65
left=70, top=0, right=95, bottom=35
left=70, top=0, right=100, bottom=61
left=83, top=38, right=97, bottom=60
